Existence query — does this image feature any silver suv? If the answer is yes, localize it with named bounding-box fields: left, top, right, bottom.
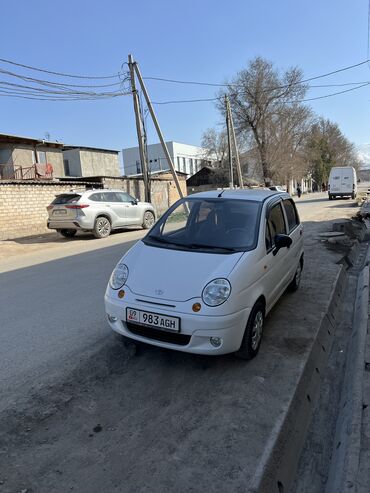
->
left=47, top=189, right=156, bottom=239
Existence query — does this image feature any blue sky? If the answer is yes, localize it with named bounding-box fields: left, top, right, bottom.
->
left=1, top=0, right=370, bottom=154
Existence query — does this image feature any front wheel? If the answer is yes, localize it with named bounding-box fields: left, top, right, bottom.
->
left=93, top=216, right=111, bottom=238
left=235, top=302, right=265, bottom=360
left=60, top=229, right=77, bottom=238
left=142, top=211, right=155, bottom=229
left=351, top=193, right=356, bottom=199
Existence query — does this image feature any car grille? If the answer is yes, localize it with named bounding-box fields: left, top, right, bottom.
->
left=126, top=322, right=191, bottom=346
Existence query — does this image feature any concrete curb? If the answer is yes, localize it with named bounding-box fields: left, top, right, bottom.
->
left=325, top=264, right=369, bottom=492
left=249, top=266, right=348, bottom=493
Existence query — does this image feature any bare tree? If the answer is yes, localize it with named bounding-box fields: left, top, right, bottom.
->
left=201, top=127, right=228, bottom=165
left=221, top=57, right=310, bottom=185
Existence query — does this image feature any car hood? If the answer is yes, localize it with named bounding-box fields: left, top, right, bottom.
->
left=123, top=240, right=244, bottom=302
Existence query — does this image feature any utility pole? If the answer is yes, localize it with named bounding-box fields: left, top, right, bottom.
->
left=128, top=54, right=150, bottom=202
left=133, top=61, right=184, bottom=199
left=227, top=98, right=243, bottom=189
left=225, top=95, right=234, bottom=189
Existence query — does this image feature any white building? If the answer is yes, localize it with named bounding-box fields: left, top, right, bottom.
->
left=123, top=141, right=212, bottom=177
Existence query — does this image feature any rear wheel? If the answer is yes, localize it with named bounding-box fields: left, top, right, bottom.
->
left=235, top=302, right=265, bottom=360
left=142, top=211, right=155, bottom=229
left=289, top=260, right=303, bottom=291
left=351, top=193, right=356, bottom=199
left=329, top=194, right=333, bottom=200
left=60, top=229, right=77, bottom=238
left=93, top=216, right=111, bottom=238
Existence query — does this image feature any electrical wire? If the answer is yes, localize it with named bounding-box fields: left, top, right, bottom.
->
left=144, top=59, right=370, bottom=91
left=0, top=57, right=121, bottom=79
left=151, top=97, right=219, bottom=105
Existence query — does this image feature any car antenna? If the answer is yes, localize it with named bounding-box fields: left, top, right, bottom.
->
left=218, top=189, right=225, bottom=198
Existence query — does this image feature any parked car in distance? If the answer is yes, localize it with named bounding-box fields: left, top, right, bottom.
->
left=105, top=189, right=304, bottom=360
left=328, top=166, right=357, bottom=200
left=47, top=189, right=156, bottom=239
left=269, top=185, right=286, bottom=192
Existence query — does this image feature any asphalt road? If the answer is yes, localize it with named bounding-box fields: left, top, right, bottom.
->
left=0, top=191, right=363, bottom=492
left=0, top=192, right=360, bottom=410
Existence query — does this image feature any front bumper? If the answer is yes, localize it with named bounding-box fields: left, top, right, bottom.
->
left=104, top=290, right=251, bottom=355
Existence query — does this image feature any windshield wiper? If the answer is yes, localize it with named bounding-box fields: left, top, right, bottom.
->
left=185, top=242, right=239, bottom=252
left=147, top=235, right=182, bottom=246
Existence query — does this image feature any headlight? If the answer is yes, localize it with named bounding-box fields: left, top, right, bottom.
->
left=202, top=278, right=231, bottom=306
left=109, top=262, right=129, bottom=290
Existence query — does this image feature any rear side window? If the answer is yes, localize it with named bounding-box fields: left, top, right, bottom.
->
left=89, top=193, right=104, bottom=202
left=52, top=194, right=81, bottom=205
left=283, top=199, right=299, bottom=233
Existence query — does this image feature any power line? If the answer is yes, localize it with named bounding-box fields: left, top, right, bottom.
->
left=0, top=67, right=124, bottom=88
left=0, top=57, right=121, bottom=79
left=144, top=59, right=370, bottom=90
left=151, top=97, right=219, bottom=105
left=151, top=82, right=370, bottom=106
left=287, top=82, right=370, bottom=103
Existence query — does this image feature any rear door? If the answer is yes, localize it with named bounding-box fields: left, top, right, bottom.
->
left=341, top=168, right=353, bottom=195
left=330, top=168, right=342, bottom=194
left=282, top=198, right=303, bottom=278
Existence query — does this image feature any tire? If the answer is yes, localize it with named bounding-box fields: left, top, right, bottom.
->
left=93, top=216, right=111, bottom=238
left=329, top=194, right=333, bottom=200
left=60, top=229, right=77, bottom=238
left=142, top=211, right=155, bottom=229
left=289, top=259, right=303, bottom=292
left=235, top=302, right=265, bottom=360
left=351, top=193, right=356, bottom=199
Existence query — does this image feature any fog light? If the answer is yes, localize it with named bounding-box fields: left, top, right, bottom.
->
left=192, top=303, right=201, bottom=312
left=108, top=315, right=118, bottom=323
left=118, top=289, right=125, bottom=299
left=210, top=337, right=222, bottom=348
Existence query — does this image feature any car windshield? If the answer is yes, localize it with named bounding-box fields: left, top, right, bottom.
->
left=144, top=198, right=261, bottom=253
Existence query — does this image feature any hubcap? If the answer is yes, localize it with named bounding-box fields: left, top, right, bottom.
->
left=97, top=218, right=110, bottom=236
left=145, top=212, right=154, bottom=227
left=251, top=311, right=263, bottom=351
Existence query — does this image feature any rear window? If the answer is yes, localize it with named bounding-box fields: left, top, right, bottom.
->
left=52, top=194, right=81, bottom=205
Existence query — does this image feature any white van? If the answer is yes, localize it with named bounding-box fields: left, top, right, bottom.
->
left=328, top=166, right=357, bottom=200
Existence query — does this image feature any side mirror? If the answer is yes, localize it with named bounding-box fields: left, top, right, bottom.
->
left=131, top=198, right=138, bottom=205
left=273, top=234, right=292, bottom=256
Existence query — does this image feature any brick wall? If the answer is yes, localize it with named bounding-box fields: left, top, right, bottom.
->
left=0, top=183, right=84, bottom=240
left=0, top=177, right=188, bottom=240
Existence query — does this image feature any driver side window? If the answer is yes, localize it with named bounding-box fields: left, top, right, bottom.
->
left=266, top=203, right=286, bottom=251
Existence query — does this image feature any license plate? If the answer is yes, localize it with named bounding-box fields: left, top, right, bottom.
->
left=126, top=308, right=180, bottom=333
left=53, top=209, right=67, bottom=215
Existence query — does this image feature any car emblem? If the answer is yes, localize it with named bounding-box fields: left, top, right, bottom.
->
left=155, top=289, right=164, bottom=295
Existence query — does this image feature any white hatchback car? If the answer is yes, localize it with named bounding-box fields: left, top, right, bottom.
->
left=105, top=189, right=303, bottom=359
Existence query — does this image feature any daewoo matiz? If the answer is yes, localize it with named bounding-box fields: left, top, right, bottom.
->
left=105, top=189, right=303, bottom=359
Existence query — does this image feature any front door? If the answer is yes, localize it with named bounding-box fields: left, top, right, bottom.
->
left=115, top=192, right=142, bottom=225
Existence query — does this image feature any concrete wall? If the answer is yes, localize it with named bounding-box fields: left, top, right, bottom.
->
left=80, top=150, right=120, bottom=177
left=62, top=149, right=82, bottom=177
left=0, top=144, right=64, bottom=177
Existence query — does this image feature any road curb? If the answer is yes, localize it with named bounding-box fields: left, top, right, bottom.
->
left=325, top=263, right=369, bottom=492
left=249, top=266, right=348, bottom=493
